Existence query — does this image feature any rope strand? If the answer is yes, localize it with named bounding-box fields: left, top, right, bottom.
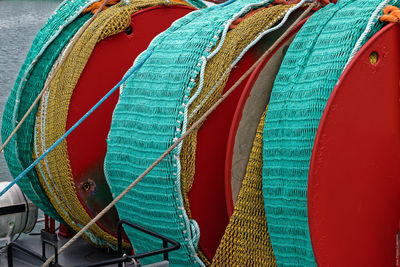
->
left=42, top=3, right=316, bottom=265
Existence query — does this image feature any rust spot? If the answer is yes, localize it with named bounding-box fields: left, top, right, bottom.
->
left=369, top=51, right=378, bottom=65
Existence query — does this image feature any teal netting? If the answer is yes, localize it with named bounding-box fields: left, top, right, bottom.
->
left=104, top=0, right=283, bottom=265
left=262, top=0, right=398, bottom=265
left=1, top=0, right=94, bottom=220
left=186, top=0, right=207, bottom=9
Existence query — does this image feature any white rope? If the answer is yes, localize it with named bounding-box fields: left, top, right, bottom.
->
left=343, top=0, right=393, bottom=71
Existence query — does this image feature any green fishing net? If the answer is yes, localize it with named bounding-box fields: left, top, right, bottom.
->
left=1, top=0, right=94, bottom=220
left=103, top=0, right=292, bottom=265
left=262, top=0, right=397, bottom=265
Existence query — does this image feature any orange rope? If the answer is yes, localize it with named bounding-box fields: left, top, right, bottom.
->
left=83, top=0, right=121, bottom=14
left=380, top=5, right=400, bottom=23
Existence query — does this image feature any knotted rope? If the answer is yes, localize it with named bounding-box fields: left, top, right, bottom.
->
left=380, top=5, right=400, bottom=22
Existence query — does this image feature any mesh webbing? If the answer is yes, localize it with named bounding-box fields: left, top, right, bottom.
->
left=181, top=4, right=293, bottom=215
left=104, top=1, right=281, bottom=265
left=186, top=0, right=207, bottom=8
left=1, top=0, right=95, bottom=220
left=33, top=0, right=179, bottom=248
left=212, top=110, right=277, bottom=266
left=179, top=4, right=292, bottom=263
left=262, top=0, right=398, bottom=265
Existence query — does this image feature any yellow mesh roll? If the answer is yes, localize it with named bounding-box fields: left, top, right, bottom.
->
left=34, top=0, right=184, bottom=247
left=211, top=110, right=276, bottom=266
left=179, top=4, right=293, bottom=262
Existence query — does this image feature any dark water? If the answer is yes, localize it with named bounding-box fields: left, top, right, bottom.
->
left=0, top=0, right=62, bottom=181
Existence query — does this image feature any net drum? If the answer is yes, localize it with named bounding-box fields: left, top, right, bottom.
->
left=308, top=23, right=400, bottom=266
left=188, top=12, right=310, bottom=260
left=223, top=18, right=308, bottom=216
left=64, top=5, right=195, bottom=240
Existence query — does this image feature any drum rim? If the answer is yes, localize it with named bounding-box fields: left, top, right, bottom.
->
left=224, top=18, right=309, bottom=216
left=308, top=22, right=400, bottom=266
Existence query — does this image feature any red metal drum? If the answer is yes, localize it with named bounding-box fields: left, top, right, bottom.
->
left=223, top=19, right=308, bottom=216
left=309, top=23, right=400, bottom=266
left=189, top=43, right=256, bottom=260
left=190, top=14, right=310, bottom=259
left=65, top=5, right=195, bottom=239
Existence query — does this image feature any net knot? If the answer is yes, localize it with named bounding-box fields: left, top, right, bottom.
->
left=380, top=5, right=400, bottom=23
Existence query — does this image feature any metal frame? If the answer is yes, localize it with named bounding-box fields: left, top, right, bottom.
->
left=7, top=219, right=181, bottom=267
left=8, top=230, right=60, bottom=267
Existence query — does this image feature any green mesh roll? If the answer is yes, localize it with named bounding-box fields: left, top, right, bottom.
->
left=187, top=0, right=207, bottom=9
left=1, top=0, right=94, bottom=220
left=262, top=0, right=397, bottom=265
left=104, top=0, right=275, bottom=265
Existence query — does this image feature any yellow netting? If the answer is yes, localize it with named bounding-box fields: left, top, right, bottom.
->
left=33, top=0, right=185, bottom=248
left=211, top=110, right=276, bottom=266
left=179, top=4, right=293, bottom=263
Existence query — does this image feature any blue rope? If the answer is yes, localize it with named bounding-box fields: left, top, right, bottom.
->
left=0, top=52, right=152, bottom=197
left=220, top=0, right=236, bottom=7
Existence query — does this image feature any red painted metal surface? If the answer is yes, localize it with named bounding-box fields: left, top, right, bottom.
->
left=309, top=23, right=400, bottom=266
left=44, top=214, right=55, bottom=234
left=66, top=5, right=195, bottom=239
left=224, top=19, right=308, bottom=216
left=192, top=19, right=313, bottom=259
left=188, top=39, right=257, bottom=260
left=58, top=224, right=74, bottom=238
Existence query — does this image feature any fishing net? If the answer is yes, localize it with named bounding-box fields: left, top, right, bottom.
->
left=212, top=110, right=277, bottom=266
left=85, top=0, right=205, bottom=12
left=186, top=0, right=207, bottom=8
left=1, top=0, right=96, bottom=221
left=179, top=4, right=293, bottom=263
left=181, top=3, right=293, bottom=217
left=33, top=0, right=185, bottom=248
left=103, top=0, right=321, bottom=265
left=262, top=0, right=398, bottom=265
